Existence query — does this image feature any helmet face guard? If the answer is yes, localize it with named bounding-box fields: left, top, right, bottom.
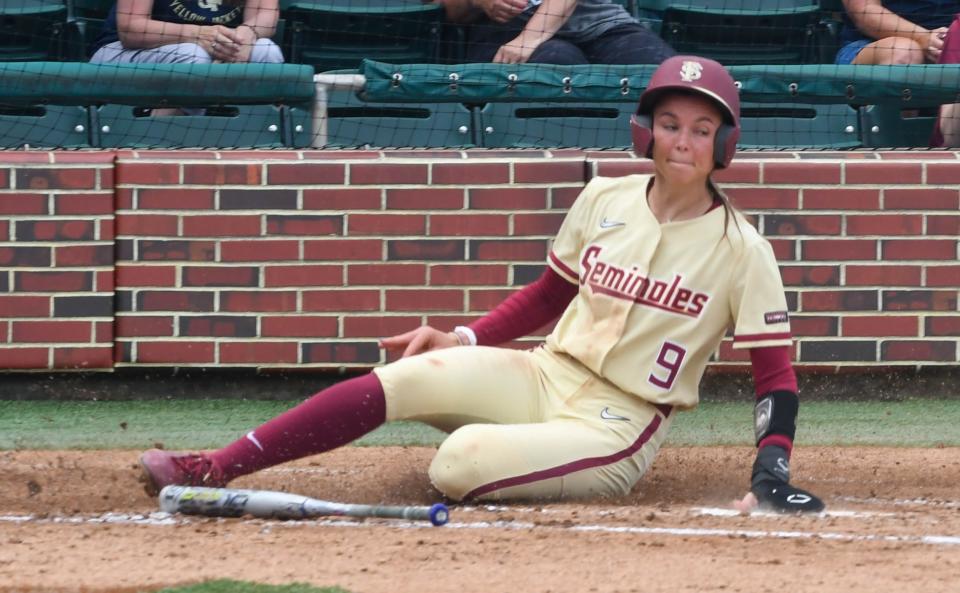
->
left=631, top=56, right=741, bottom=169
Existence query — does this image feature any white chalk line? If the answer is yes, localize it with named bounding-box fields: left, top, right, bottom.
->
left=691, top=506, right=896, bottom=519
left=459, top=504, right=895, bottom=519
left=1, top=510, right=959, bottom=547
left=0, top=512, right=180, bottom=526
left=563, top=524, right=960, bottom=547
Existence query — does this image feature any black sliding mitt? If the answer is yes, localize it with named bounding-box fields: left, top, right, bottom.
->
left=750, top=445, right=825, bottom=513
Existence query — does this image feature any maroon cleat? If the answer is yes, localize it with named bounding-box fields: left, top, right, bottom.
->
left=138, top=449, right=226, bottom=496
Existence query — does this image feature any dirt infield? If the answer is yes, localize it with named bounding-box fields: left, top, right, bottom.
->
left=1, top=446, right=958, bottom=593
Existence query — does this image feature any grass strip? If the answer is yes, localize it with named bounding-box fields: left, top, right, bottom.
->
left=0, top=398, right=957, bottom=450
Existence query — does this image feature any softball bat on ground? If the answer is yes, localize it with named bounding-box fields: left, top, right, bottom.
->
left=158, top=485, right=449, bottom=526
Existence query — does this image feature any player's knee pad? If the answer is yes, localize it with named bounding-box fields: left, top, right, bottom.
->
left=428, top=427, right=487, bottom=502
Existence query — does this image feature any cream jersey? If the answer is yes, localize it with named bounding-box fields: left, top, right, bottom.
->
left=546, top=174, right=792, bottom=409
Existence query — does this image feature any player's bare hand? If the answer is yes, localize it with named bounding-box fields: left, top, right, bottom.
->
left=925, top=27, right=948, bottom=62
left=379, top=326, right=460, bottom=358
left=199, top=25, right=242, bottom=61
left=732, top=491, right=759, bottom=514
left=475, top=0, right=527, bottom=23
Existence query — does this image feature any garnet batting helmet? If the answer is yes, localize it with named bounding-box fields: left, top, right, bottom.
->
left=631, top=55, right=741, bottom=169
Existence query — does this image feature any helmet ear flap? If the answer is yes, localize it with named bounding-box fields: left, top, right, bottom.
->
left=630, top=113, right=654, bottom=158
left=713, top=123, right=740, bottom=169
left=634, top=114, right=736, bottom=166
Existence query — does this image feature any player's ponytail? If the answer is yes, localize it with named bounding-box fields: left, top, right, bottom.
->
left=708, top=178, right=741, bottom=242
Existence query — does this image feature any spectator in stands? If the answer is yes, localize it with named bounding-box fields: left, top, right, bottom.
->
left=837, top=0, right=960, bottom=146
left=435, top=0, right=675, bottom=65
left=90, top=0, right=283, bottom=66
left=937, top=13, right=960, bottom=145
left=836, top=0, right=958, bottom=65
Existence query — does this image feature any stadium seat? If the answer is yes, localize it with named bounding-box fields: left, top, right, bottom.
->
left=0, top=62, right=312, bottom=148
left=639, top=0, right=823, bottom=65
left=65, top=0, right=114, bottom=60
left=476, top=102, right=633, bottom=149
left=858, top=104, right=938, bottom=148
left=475, top=100, right=860, bottom=150
left=817, top=0, right=845, bottom=12
left=0, top=0, right=69, bottom=61
left=0, top=105, right=92, bottom=148
left=439, top=22, right=468, bottom=64
left=91, top=104, right=290, bottom=148
left=815, top=0, right=845, bottom=63
left=281, top=0, right=443, bottom=72
left=303, top=86, right=475, bottom=148
left=739, top=102, right=861, bottom=149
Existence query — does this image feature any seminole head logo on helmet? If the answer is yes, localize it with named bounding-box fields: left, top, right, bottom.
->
left=630, top=55, right=741, bottom=169
left=678, top=60, right=703, bottom=82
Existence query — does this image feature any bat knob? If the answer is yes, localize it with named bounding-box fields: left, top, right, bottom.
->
left=428, top=503, right=450, bottom=526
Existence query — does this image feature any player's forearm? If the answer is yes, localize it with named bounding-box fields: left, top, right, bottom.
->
left=518, top=0, right=578, bottom=45
left=745, top=358, right=822, bottom=511
left=469, top=266, right=577, bottom=346
left=748, top=345, right=797, bottom=395
left=842, top=0, right=928, bottom=43
left=749, top=345, right=798, bottom=454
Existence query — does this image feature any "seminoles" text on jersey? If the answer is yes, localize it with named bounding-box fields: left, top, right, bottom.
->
left=579, top=244, right=709, bottom=317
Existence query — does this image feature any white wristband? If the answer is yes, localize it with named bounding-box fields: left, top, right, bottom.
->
left=453, top=325, right=477, bottom=346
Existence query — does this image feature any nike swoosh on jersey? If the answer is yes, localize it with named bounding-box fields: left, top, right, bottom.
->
left=600, top=407, right=630, bottom=421
left=599, top=217, right=625, bottom=228
left=246, top=431, right=264, bottom=451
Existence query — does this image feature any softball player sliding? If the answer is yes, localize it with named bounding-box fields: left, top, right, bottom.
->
left=141, top=55, right=823, bottom=513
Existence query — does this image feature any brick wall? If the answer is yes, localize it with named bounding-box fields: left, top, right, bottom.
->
left=1, top=149, right=957, bottom=372
left=0, top=152, right=115, bottom=369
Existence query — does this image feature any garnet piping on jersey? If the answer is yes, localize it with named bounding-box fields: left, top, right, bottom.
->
left=462, top=405, right=673, bottom=501
left=549, top=251, right=578, bottom=282
left=733, top=332, right=792, bottom=344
